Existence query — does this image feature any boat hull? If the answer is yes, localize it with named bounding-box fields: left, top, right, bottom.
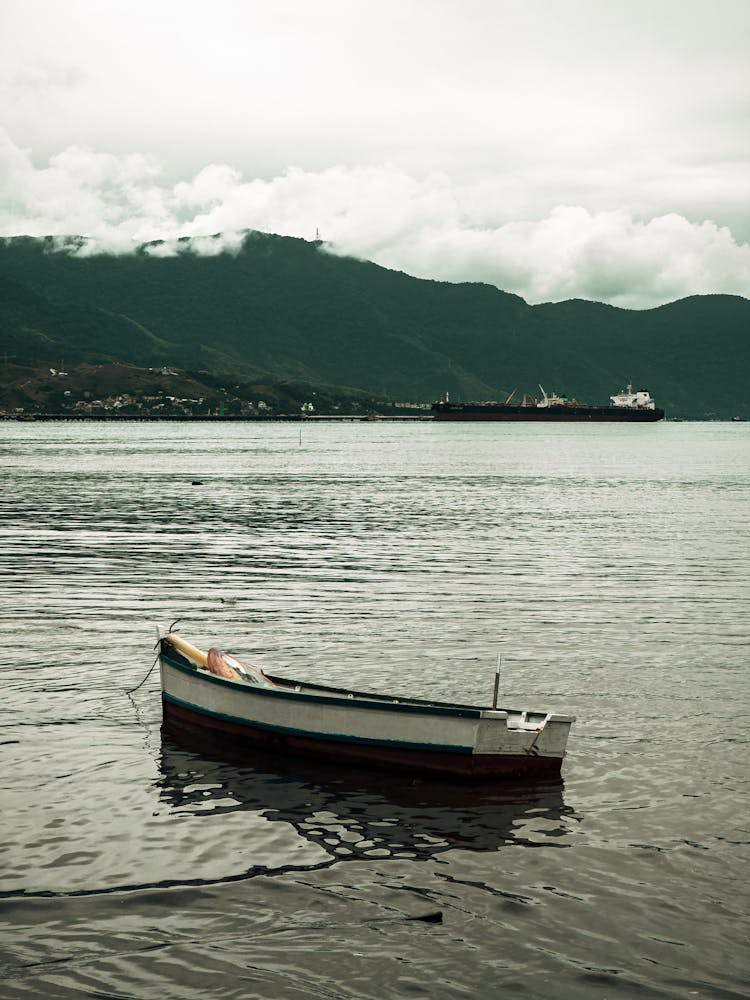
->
left=159, top=653, right=573, bottom=781
left=432, top=403, right=664, bottom=422
left=162, top=697, right=565, bottom=779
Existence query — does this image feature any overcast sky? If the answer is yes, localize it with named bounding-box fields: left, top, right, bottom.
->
left=1, top=0, right=748, bottom=307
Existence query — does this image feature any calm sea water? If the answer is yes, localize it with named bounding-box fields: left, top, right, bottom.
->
left=1, top=420, right=748, bottom=999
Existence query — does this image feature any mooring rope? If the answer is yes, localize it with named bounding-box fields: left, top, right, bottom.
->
left=125, top=652, right=159, bottom=695
left=125, top=618, right=183, bottom=694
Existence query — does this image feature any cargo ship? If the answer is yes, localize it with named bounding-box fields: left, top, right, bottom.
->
left=432, top=385, right=664, bottom=422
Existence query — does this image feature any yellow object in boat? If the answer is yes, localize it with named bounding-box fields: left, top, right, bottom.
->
left=164, top=633, right=208, bottom=667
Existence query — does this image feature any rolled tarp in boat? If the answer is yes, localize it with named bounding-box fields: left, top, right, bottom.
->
left=207, top=647, right=242, bottom=680
left=208, top=647, right=277, bottom=687
left=164, top=633, right=276, bottom=687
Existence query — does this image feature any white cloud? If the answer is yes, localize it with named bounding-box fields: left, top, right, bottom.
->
left=354, top=204, right=750, bottom=309
left=2, top=3, right=748, bottom=200
left=0, top=132, right=748, bottom=309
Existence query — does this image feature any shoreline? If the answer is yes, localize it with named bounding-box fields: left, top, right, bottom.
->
left=1, top=412, right=433, bottom=423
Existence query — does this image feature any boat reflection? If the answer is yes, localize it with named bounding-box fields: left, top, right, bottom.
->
left=157, top=732, right=578, bottom=862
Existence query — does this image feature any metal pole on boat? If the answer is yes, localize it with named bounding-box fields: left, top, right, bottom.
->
left=492, top=650, right=501, bottom=709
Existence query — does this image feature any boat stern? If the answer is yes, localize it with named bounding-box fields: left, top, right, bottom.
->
left=475, top=709, right=575, bottom=760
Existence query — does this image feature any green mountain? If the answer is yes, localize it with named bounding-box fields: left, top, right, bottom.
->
left=0, top=231, right=748, bottom=418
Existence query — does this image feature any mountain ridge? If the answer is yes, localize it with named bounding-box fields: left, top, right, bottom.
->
left=0, top=230, right=747, bottom=418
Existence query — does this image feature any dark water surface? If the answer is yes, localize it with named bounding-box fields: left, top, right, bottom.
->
left=1, top=420, right=748, bottom=998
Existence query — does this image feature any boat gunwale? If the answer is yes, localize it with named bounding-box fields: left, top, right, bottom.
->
left=160, top=651, right=487, bottom=719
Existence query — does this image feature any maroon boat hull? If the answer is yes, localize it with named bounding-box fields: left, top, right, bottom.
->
left=432, top=404, right=664, bottom=422
left=162, top=697, right=564, bottom=781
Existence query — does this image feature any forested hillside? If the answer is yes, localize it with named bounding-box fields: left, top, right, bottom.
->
left=1, top=231, right=747, bottom=418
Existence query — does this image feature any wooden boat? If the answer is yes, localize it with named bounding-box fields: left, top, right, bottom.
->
left=158, top=633, right=576, bottom=781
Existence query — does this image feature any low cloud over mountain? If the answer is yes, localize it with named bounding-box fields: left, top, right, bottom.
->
left=2, top=131, right=748, bottom=311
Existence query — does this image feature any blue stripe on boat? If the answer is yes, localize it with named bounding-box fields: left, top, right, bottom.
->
left=162, top=690, right=474, bottom=755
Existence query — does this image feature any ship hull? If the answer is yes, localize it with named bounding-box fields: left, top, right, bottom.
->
left=432, top=404, right=664, bottom=422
